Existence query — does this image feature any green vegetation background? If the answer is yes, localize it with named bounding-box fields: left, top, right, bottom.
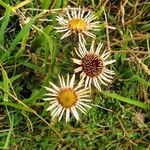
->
left=0, top=0, right=149, bottom=149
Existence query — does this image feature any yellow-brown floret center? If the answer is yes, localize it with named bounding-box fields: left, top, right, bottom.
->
left=68, top=18, right=87, bottom=33
left=57, top=88, right=77, bottom=108
left=82, top=54, right=103, bottom=77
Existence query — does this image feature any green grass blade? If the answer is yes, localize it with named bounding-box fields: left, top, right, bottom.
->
left=0, top=74, right=22, bottom=88
left=15, top=30, right=30, bottom=58
left=9, top=10, right=48, bottom=52
left=1, top=66, right=10, bottom=102
left=19, top=60, right=45, bottom=73
left=41, top=0, right=52, bottom=9
left=0, top=102, right=35, bottom=112
left=0, top=9, right=10, bottom=45
left=128, top=75, right=150, bottom=86
left=9, top=74, right=22, bottom=83
left=23, top=71, right=53, bottom=104
left=53, top=0, right=62, bottom=8
left=3, top=114, right=14, bottom=149
left=101, top=91, right=148, bottom=109
left=62, top=0, right=68, bottom=7
left=23, top=88, right=45, bottom=104
left=32, top=25, right=56, bottom=73
left=0, top=0, right=14, bottom=12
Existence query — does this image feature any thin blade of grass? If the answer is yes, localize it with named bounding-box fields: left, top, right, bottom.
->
left=1, top=65, right=10, bottom=102
left=41, top=0, right=52, bottom=9
left=101, top=91, right=148, bottom=109
left=23, top=88, right=45, bottom=104
left=23, top=71, right=53, bottom=104
left=130, top=75, right=150, bottom=86
left=0, top=102, right=35, bottom=112
left=9, top=74, right=22, bottom=83
left=52, top=0, right=62, bottom=8
left=0, top=85, right=36, bottom=114
left=0, top=9, right=10, bottom=45
left=120, top=75, right=150, bottom=86
left=15, top=30, right=30, bottom=58
left=9, top=10, right=48, bottom=52
left=0, top=0, right=15, bottom=12
left=3, top=114, right=14, bottom=149
left=0, top=74, right=22, bottom=88
left=32, top=25, right=57, bottom=73
left=19, top=60, right=45, bottom=73
left=62, top=0, right=68, bottom=7
left=12, top=0, right=32, bottom=10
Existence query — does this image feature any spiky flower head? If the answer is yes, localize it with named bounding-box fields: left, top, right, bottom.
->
left=55, top=7, right=99, bottom=43
left=43, top=74, right=91, bottom=122
left=72, top=41, right=116, bottom=90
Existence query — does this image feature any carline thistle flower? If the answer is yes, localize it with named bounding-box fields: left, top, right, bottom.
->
left=43, top=74, right=91, bottom=122
left=72, top=41, right=116, bottom=90
left=55, top=7, right=99, bottom=43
